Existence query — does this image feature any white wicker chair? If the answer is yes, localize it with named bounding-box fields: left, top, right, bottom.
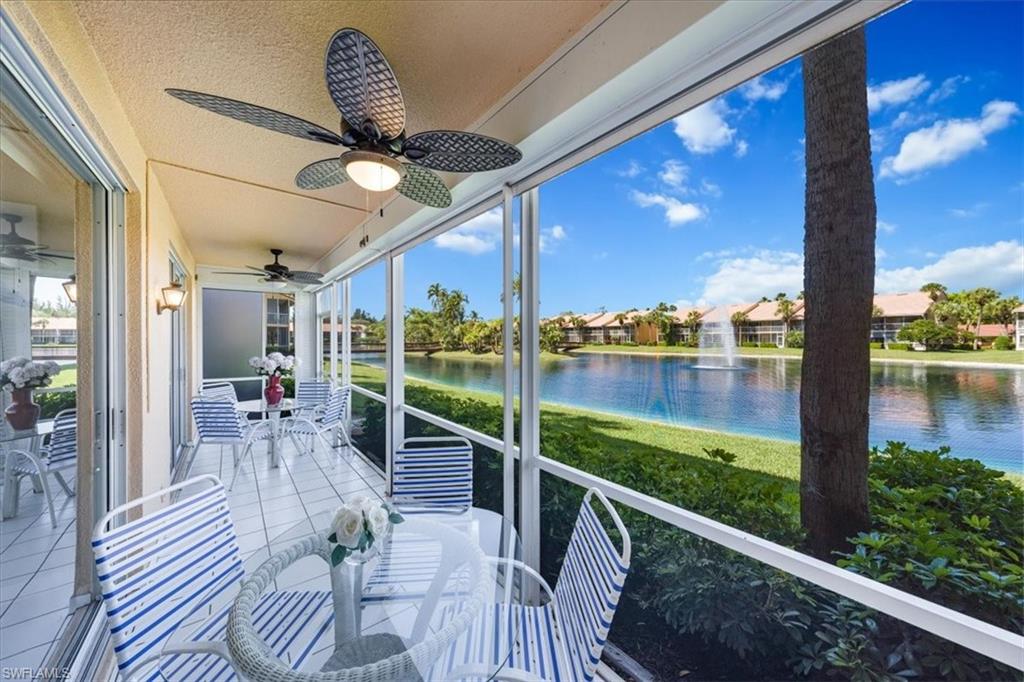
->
left=92, top=475, right=332, bottom=681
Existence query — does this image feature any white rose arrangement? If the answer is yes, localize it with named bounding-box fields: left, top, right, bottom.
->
left=0, top=357, right=62, bottom=390
left=328, top=495, right=403, bottom=566
left=247, top=352, right=299, bottom=377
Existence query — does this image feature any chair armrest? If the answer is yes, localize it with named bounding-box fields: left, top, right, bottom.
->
left=482, top=557, right=556, bottom=605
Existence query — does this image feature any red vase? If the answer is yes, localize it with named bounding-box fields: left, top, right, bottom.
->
left=5, top=387, right=40, bottom=430
left=264, top=374, right=284, bottom=406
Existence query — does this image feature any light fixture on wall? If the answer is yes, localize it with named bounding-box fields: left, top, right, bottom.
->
left=156, top=280, right=187, bottom=315
left=62, top=275, right=77, bottom=303
left=342, top=151, right=403, bottom=192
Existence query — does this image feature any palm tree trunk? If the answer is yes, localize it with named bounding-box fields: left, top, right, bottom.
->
left=800, top=27, right=875, bottom=559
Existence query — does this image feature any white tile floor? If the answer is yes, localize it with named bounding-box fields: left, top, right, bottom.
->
left=0, top=435, right=384, bottom=674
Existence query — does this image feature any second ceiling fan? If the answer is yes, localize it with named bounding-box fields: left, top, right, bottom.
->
left=167, top=28, right=523, bottom=210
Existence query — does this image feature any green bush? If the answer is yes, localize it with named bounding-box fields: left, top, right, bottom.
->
left=869, top=341, right=884, bottom=350
left=741, top=341, right=759, bottom=348
left=888, top=342, right=910, bottom=351
left=37, top=390, right=77, bottom=418
left=993, top=335, right=1012, bottom=350
left=787, top=331, right=805, bottom=348
left=897, top=319, right=959, bottom=350
left=381, top=382, right=1022, bottom=681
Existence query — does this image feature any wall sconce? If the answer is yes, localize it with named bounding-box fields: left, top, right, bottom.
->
left=156, top=281, right=187, bottom=315
left=62, top=275, right=77, bottom=303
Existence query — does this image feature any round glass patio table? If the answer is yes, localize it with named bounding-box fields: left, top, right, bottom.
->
left=228, top=506, right=522, bottom=681
left=235, top=398, right=295, bottom=468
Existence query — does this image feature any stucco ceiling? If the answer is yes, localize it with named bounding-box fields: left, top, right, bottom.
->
left=70, top=0, right=611, bottom=269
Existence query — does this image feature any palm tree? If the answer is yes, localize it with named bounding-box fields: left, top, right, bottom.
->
left=776, top=298, right=799, bottom=347
left=683, top=309, right=703, bottom=345
left=730, top=310, right=750, bottom=346
left=872, top=304, right=886, bottom=348
left=427, top=282, right=444, bottom=312
left=920, top=282, right=947, bottom=322
left=800, top=27, right=875, bottom=557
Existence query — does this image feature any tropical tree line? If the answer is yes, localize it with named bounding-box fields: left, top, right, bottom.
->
left=898, top=283, right=1020, bottom=350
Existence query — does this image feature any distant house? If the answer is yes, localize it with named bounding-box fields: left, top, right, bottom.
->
left=30, top=316, right=77, bottom=345
left=700, top=303, right=758, bottom=346
left=556, top=312, right=603, bottom=344
left=966, top=323, right=1012, bottom=347
left=870, top=291, right=933, bottom=342
left=737, top=301, right=805, bottom=346
left=669, top=306, right=712, bottom=343
left=1015, top=304, right=1024, bottom=350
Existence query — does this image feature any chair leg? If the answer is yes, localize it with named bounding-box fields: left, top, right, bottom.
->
left=54, top=472, right=75, bottom=497
left=287, top=432, right=305, bottom=456
left=229, top=444, right=253, bottom=491
left=39, top=471, right=58, bottom=529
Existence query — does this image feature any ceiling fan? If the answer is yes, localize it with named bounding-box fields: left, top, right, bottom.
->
left=166, top=28, right=523, bottom=210
left=0, top=213, right=73, bottom=264
left=212, top=249, right=324, bottom=287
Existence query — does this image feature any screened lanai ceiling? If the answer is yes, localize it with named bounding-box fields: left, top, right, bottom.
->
left=69, top=0, right=613, bottom=270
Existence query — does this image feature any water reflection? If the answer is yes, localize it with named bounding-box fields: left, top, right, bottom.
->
left=357, top=353, right=1023, bottom=472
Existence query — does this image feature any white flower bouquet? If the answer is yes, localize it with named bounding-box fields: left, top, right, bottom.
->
left=328, top=495, right=404, bottom=566
left=0, top=357, right=62, bottom=390
left=247, top=352, right=299, bottom=377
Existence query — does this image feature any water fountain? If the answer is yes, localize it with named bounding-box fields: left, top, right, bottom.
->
left=693, top=307, right=744, bottom=370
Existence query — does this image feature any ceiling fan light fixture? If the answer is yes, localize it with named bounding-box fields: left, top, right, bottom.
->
left=342, top=151, right=403, bottom=192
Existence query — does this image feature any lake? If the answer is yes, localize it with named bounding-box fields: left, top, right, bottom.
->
left=358, top=352, right=1024, bottom=472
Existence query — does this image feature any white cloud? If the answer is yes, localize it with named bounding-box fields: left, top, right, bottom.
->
left=875, top=240, right=1023, bottom=293
left=618, top=160, right=644, bottom=178
left=540, top=224, right=567, bottom=254
left=740, top=75, right=789, bottom=102
left=734, top=140, right=749, bottom=158
left=672, top=99, right=736, bottom=154
left=867, top=74, right=930, bottom=113
left=700, top=179, right=722, bottom=198
left=890, top=110, right=934, bottom=130
left=877, top=219, right=897, bottom=234
left=700, top=249, right=804, bottom=304
left=434, top=208, right=502, bottom=255
left=927, top=75, right=969, bottom=105
left=880, top=100, right=1020, bottom=179
left=947, top=202, right=990, bottom=219
left=658, top=159, right=688, bottom=190
left=876, top=247, right=888, bottom=261
left=630, top=191, right=705, bottom=226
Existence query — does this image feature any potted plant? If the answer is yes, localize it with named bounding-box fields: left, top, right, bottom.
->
left=1, top=357, right=62, bottom=429
left=247, top=352, right=297, bottom=406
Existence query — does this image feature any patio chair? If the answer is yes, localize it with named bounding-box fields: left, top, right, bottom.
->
left=279, top=385, right=351, bottom=456
left=92, top=475, right=332, bottom=681
left=5, top=408, right=77, bottom=528
left=293, top=379, right=332, bottom=415
left=190, top=397, right=276, bottom=489
left=391, top=436, right=473, bottom=514
left=442, top=488, right=631, bottom=682
left=200, top=380, right=238, bottom=403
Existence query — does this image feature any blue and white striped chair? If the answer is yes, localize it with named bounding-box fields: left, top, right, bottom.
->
left=6, top=408, right=77, bottom=528
left=391, top=436, right=473, bottom=513
left=443, top=488, right=631, bottom=682
left=92, top=475, right=331, bottom=681
left=279, top=386, right=351, bottom=455
left=190, top=397, right=275, bottom=489
left=200, top=381, right=238, bottom=404
left=293, top=379, right=332, bottom=413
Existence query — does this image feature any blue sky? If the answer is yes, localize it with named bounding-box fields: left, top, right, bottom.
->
left=361, top=1, right=1023, bottom=320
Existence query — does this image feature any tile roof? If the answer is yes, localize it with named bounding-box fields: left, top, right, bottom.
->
left=872, top=291, right=933, bottom=317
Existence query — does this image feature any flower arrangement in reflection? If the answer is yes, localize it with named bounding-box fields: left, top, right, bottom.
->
left=0, top=357, right=62, bottom=390
left=247, top=352, right=298, bottom=377
left=328, top=495, right=404, bottom=566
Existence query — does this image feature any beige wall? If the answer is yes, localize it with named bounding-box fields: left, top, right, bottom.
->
left=6, top=2, right=200, bottom=504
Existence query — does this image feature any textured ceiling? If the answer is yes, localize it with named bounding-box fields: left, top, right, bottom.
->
left=70, top=0, right=610, bottom=269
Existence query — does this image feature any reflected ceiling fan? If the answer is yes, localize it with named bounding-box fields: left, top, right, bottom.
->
left=0, top=213, right=73, bottom=264
left=212, top=249, right=324, bottom=287
left=166, top=27, right=523, bottom=210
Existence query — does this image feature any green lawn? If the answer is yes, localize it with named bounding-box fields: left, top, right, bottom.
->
left=49, top=364, right=77, bottom=388
left=574, top=344, right=1024, bottom=365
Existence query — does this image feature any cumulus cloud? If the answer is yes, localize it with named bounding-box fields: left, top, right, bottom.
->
left=740, top=75, right=789, bottom=102
left=658, top=159, right=688, bottom=190
left=434, top=208, right=502, bottom=255
left=947, top=202, right=990, bottom=219
left=877, top=219, right=897, bottom=234
left=875, top=240, right=1023, bottom=293
left=866, top=74, right=930, bottom=113
left=618, top=160, right=644, bottom=178
left=630, top=191, right=705, bottom=226
left=672, top=99, right=737, bottom=154
left=700, top=179, right=722, bottom=198
left=540, top=224, right=567, bottom=254
left=734, top=140, right=749, bottom=158
left=927, top=75, right=969, bottom=105
left=880, top=100, right=1020, bottom=179
left=700, top=249, right=804, bottom=304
